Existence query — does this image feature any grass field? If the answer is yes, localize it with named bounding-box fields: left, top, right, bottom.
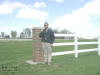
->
left=0, top=39, right=100, bottom=75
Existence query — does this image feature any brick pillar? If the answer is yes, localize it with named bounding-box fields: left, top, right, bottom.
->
left=32, top=27, right=44, bottom=63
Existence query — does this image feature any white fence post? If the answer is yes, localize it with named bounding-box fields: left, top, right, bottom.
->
left=98, top=36, right=100, bottom=55
left=74, top=34, right=78, bottom=58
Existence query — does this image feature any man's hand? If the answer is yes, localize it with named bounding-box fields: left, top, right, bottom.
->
left=40, top=29, right=43, bottom=32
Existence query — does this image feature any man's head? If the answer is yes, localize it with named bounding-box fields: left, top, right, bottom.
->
left=44, top=22, right=49, bottom=30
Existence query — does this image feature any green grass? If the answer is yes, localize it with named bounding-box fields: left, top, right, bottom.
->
left=0, top=40, right=100, bottom=75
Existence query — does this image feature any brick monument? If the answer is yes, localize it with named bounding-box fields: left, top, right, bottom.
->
left=32, top=27, right=44, bottom=63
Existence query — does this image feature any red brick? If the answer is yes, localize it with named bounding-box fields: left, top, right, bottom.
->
left=32, top=27, right=44, bottom=63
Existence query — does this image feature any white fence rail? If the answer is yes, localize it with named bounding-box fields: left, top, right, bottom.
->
left=52, top=34, right=100, bottom=58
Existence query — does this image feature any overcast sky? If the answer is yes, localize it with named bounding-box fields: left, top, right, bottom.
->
left=0, top=0, right=100, bottom=37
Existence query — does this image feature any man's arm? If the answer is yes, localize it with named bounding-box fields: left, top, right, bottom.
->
left=50, top=30, right=55, bottom=44
left=39, top=32, right=43, bottom=38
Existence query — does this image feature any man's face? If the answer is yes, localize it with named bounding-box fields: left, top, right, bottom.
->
left=44, top=23, right=48, bottom=29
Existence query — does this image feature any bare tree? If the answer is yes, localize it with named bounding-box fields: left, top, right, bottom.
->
left=23, top=28, right=31, bottom=38
left=1, top=32, right=5, bottom=38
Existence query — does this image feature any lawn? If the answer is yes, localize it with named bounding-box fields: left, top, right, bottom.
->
left=0, top=39, right=100, bottom=75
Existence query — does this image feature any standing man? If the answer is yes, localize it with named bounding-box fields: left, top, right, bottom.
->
left=39, top=22, right=55, bottom=65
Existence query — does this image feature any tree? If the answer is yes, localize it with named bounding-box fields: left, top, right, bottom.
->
left=60, top=29, right=71, bottom=34
left=5, top=35, right=10, bottom=39
left=23, top=28, right=31, bottom=38
left=53, top=29, right=59, bottom=33
left=20, top=32, right=25, bottom=39
left=11, top=31, right=17, bottom=38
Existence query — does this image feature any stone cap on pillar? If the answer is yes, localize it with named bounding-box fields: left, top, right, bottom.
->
left=32, top=27, right=43, bottom=30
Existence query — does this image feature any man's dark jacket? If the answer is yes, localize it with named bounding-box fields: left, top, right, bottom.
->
left=39, top=28, right=55, bottom=44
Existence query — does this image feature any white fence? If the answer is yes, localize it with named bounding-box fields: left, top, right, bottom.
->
left=52, top=34, right=100, bottom=58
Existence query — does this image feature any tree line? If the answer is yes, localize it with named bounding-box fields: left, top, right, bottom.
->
left=0, top=28, right=31, bottom=39
left=0, top=28, right=72, bottom=39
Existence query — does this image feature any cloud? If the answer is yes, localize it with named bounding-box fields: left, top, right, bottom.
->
left=0, top=24, right=30, bottom=37
left=0, top=1, right=25, bottom=15
left=16, top=7, right=48, bottom=20
left=15, top=1, right=48, bottom=20
left=0, top=1, right=48, bottom=20
left=93, top=26, right=100, bottom=36
left=50, top=0, right=100, bottom=37
left=33, top=2, right=46, bottom=8
left=0, top=26, right=21, bottom=35
left=52, top=0, right=64, bottom=3
left=79, top=0, right=84, bottom=2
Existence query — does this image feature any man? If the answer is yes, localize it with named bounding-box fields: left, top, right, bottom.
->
left=39, top=22, right=55, bottom=65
